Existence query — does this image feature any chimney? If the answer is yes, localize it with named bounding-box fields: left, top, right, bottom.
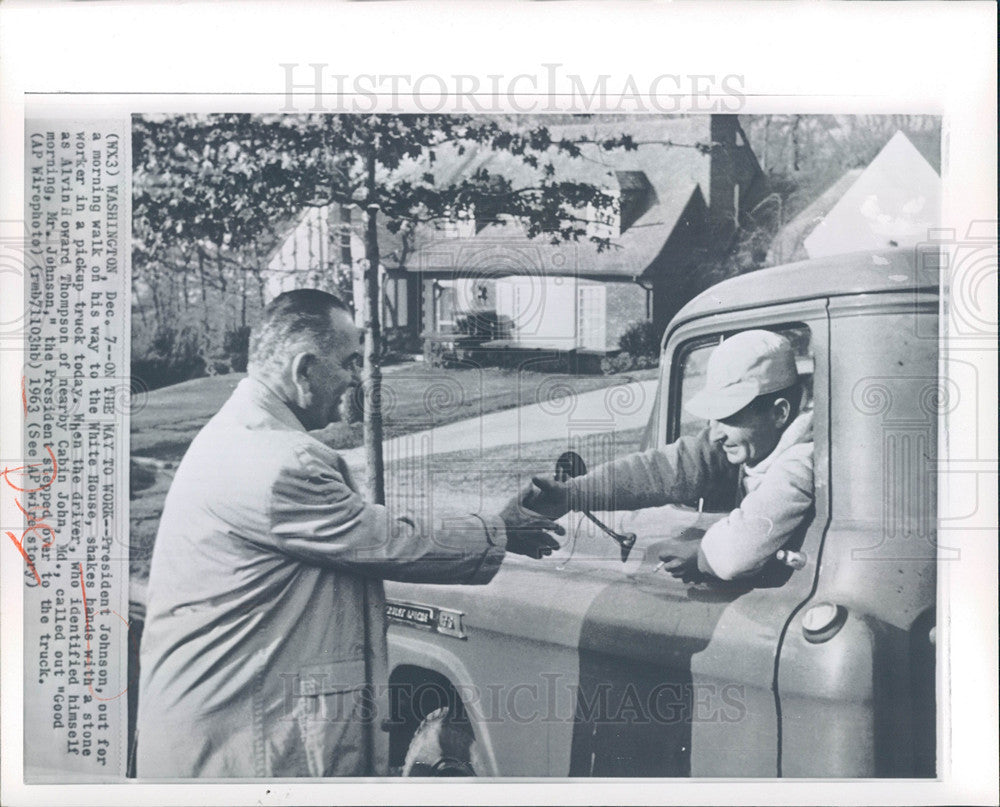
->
left=707, top=115, right=740, bottom=247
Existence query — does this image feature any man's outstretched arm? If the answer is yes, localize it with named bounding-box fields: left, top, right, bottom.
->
left=264, top=443, right=562, bottom=584
left=526, top=428, right=727, bottom=519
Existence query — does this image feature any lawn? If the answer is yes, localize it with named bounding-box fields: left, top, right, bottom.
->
left=131, top=362, right=656, bottom=462
left=129, top=363, right=655, bottom=583
left=379, top=425, right=645, bottom=525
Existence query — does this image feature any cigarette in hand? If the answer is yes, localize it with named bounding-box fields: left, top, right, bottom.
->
left=653, top=560, right=667, bottom=572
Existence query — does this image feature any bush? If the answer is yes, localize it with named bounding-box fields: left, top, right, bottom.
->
left=131, top=324, right=207, bottom=391
left=618, top=320, right=660, bottom=360
left=455, top=310, right=513, bottom=341
left=381, top=327, right=417, bottom=365
left=601, top=350, right=657, bottom=375
left=422, top=332, right=474, bottom=368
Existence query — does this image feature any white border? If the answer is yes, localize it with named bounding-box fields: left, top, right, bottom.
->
left=1, top=2, right=996, bottom=805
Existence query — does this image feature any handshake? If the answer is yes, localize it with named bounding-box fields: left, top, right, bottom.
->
left=496, top=476, right=574, bottom=560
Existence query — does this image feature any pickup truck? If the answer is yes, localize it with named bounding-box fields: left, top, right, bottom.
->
left=383, top=247, right=940, bottom=778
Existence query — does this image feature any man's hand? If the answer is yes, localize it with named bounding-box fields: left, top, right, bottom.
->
left=498, top=486, right=566, bottom=559
left=653, top=532, right=706, bottom=584
left=522, top=475, right=573, bottom=520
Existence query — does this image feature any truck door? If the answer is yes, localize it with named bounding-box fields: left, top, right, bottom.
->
left=564, top=303, right=831, bottom=777
left=773, top=292, right=939, bottom=777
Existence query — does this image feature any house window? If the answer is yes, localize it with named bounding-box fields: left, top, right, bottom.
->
left=576, top=285, right=607, bottom=350
left=436, top=284, right=457, bottom=328
left=382, top=277, right=408, bottom=328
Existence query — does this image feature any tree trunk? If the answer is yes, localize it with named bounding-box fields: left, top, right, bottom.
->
left=362, top=155, right=385, bottom=504
left=340, top=203, right=355, bottom=316
left=240, top=267, right=248, bottom=329
left=133, top=276, right=148, bottom=328
left=198, top=249, right=210, bottom=332
left=791, top=115, right=802, bottom=172
left=761, top=116, right=770, bottom=173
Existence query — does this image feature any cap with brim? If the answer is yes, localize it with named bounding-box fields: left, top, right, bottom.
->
left=682, top=329, right=799, bottom=422
left=685, top=380, right=761, bottom=421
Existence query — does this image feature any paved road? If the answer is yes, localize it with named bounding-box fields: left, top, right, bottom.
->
left=340, top=377, right=658, bottom=479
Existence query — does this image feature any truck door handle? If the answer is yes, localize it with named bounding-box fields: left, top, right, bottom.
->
left=776, top=549, right=807, bottom=569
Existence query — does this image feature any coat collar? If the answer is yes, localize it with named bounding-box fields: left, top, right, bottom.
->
left=744, top=410, right=813, bottom=479
left=233, top=376, right=308, bottom=433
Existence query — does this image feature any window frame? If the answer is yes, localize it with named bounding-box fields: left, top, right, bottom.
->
left=667, top=322, right=815, bottom=444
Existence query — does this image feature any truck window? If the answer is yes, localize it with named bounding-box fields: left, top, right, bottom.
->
left=671, top=324, right=814, bottom=442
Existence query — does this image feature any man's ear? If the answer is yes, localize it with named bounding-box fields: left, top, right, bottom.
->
left=290, top=351, right=317, bottom=407
left=773, top=396, right=792, bottom=429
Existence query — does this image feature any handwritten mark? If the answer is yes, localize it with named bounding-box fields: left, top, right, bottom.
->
left=21, top=375, right=27, bottom=416
left=14, top=499, right=55, bottom=548
left=3, top=444, right=61, bottom=583
left=1, top=444, right=59, bottom=493
left=78, top=562, right=90, bottom=635
left=6, top=531, right=41, bottom=585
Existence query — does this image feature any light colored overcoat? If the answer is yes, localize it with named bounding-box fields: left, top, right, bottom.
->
left=136, top=378, right=505, bottom=777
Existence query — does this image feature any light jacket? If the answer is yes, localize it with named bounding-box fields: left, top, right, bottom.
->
left=136, top=377, right=506, bottom=778
left=568, top=412, right=814, bottom=580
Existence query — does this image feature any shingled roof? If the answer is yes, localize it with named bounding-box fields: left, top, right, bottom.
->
left=768, top=131, right=941, bottom=264
left=394, top=116, right=718, bottom=280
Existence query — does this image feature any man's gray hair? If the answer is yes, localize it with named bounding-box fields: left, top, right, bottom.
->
left=248, top=289, right=350, bottom=375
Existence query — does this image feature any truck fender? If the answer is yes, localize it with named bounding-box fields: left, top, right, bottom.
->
left=388, top=632, right=500, bottom=776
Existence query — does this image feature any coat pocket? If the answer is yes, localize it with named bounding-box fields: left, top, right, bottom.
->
left=292, top=658, right=372, bottom=776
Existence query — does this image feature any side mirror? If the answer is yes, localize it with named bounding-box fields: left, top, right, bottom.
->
left=554, top=450, right=636, bottom=563
left=554, top=450, right=587, bottom=482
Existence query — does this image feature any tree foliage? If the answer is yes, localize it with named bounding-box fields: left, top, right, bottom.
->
left=132, top=114, right=635, bottom=263
left=131, top=114, right=637, bottom=340
left=132, top=113, right=639, bottom=498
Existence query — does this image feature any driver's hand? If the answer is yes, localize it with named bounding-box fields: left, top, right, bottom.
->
left=498, top=485, right=565, bottom=559
left=522, top=475, right=573, bottom=520
left=653, top=534, right=705, bottom=583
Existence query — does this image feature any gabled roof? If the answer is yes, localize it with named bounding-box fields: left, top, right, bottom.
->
left=766, top=169, right=863, bottom=265
left=803, top=132, right=940, bottom=258
left=398, top=116, right=719, bottom=279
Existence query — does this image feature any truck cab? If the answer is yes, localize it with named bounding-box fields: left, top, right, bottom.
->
left=384, top=247, right=940, bottom=777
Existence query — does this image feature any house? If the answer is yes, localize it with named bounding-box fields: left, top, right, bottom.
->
left=264, top=114, right=765, bottom=356
left=265, top=205, right=414, bottom=334
left=767, top=131, right=941, bottom=264
left=406, top=115, right=764, bottom=352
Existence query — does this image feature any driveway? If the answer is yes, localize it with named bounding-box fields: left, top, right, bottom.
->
left=340, top=376, right=658, bottom=478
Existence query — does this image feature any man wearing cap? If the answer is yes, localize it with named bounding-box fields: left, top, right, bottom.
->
left=527, top=330, right=813, bottom=581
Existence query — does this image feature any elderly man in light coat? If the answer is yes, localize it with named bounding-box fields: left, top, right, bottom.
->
left=136, top=290, right=562, bottom=778
left=529, top=329, right=814, bottom=582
